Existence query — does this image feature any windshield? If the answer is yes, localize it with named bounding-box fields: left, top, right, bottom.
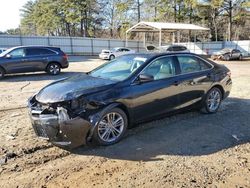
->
left=219, top=48, right=231, bottom=53
left=90, top=54, right=150, bottom=81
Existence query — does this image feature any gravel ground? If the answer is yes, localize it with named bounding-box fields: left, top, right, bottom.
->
left=0, top=57, right=250, bottom=188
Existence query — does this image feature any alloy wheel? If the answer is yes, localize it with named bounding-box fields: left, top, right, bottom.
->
left=207, top=89, right=221, bottom=112
left=48, top=64, right=60, bottom=75
left=97, top=112, right=125, bottom=143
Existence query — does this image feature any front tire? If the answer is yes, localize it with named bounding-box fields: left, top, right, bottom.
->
left=224, top=54, right=230, bottom=61
left=46, top=63, right=61, bottom=75
left=109, top=55, right=115, bottom=60
left=93, top=108, right=128, bottom=146
left=201, top=87, right=222, bottom=114
left=0, top=67, right=5, bottom=79
left=239, top=55, right=243, bottom=60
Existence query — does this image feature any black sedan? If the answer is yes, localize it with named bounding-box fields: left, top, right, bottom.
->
left=28, top=53, right=232, bottom=148
left=0, top=46, right=69, bottom=79
left=211, top=48, right=243, bottom=61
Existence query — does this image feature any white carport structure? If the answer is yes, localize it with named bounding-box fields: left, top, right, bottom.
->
left=126, top=21, right=209, bottom=47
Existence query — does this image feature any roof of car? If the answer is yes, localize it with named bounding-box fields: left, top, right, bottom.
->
left=9, top=45, right=60, bottom=50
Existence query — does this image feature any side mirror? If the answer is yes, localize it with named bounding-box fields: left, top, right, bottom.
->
left=138, top=73, right=154, bottom=83
left=5, top=54, right=11, bottom=59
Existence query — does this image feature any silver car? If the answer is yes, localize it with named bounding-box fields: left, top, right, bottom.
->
left=211, top=48, right=243, bottom=61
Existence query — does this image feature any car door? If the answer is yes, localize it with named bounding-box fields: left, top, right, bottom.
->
left=25, top=48, right=51, bottom=71
left=175, top=55, right=213, bottom=108
left=129, top=56, right=182, bottom=122
left=3, top=48, right=29, bottom=73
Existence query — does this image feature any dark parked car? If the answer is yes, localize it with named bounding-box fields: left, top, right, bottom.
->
left=146, top=45, right=190, bottom=53
left=211, top=48, right=243, bottom=61
left=164, top=45, right=190, bottom=53
left=0, top=46, right=69, bottom=79
left=28, top=53, right=232, bottom=148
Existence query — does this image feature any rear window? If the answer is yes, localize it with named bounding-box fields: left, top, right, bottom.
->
left=177, top=55, right=211, bottom=74
left=26, top=48, right=56, bottom=56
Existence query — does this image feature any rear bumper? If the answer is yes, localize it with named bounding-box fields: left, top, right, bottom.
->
left=28, top=102, right=91, bottom=148
left=223, top=78, right=232, bottom=99
left=61, top=60, right=69, bottom=69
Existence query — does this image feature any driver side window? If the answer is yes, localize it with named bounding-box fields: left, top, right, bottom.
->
left=142, top=57, right=176, bottom=80
left=9, top=48, right=25, bottom=58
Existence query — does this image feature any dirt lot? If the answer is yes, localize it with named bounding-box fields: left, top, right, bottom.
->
left=0, top=56, right=250, bottom=188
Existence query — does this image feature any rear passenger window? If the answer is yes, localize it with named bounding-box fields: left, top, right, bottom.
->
left=177, top=56, right=211, bottom=74
left=26, top=48, right=56, bottom=56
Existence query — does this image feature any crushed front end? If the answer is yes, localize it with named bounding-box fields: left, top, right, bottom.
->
left=28, top=96, right=92, bottom=148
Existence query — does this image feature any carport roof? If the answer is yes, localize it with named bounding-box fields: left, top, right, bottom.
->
left=126, top=21, right=210, bottom=33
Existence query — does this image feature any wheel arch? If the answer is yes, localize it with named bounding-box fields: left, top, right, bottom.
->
left=86, top=102, right=132, bottom=143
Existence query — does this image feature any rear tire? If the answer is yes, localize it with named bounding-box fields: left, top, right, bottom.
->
left=201, top=87, right=222, bottom=114
left=46, top=63, right=61, bottom=75
left=92, top=108, right=128, bottom=146
left=0, top=67, right=5, bottom=79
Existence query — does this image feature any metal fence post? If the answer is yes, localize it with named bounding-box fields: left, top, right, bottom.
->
left=108, top=39, right=111, bottom=50
left=19, top=35, right=23, bottom=46
left=70, top=37, right=73, bottom=55
left=222, top=41, right=225, bottom=49
left=202, top=42, right=204, bottom=55
left=91, top=38, right=94, bottom=56
left=248, top=41, right=250, bottom=56
left=47, top=36, right=50, bottom=46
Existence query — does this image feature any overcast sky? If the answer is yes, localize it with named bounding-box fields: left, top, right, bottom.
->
left=0, top=0, right=28, bottom=31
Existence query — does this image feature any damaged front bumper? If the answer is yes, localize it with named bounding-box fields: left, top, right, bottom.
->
left=28, top=99, right=92, bottom=148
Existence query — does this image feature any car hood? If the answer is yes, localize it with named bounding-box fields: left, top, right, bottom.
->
left=36, top=74, right=117, bottom=103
